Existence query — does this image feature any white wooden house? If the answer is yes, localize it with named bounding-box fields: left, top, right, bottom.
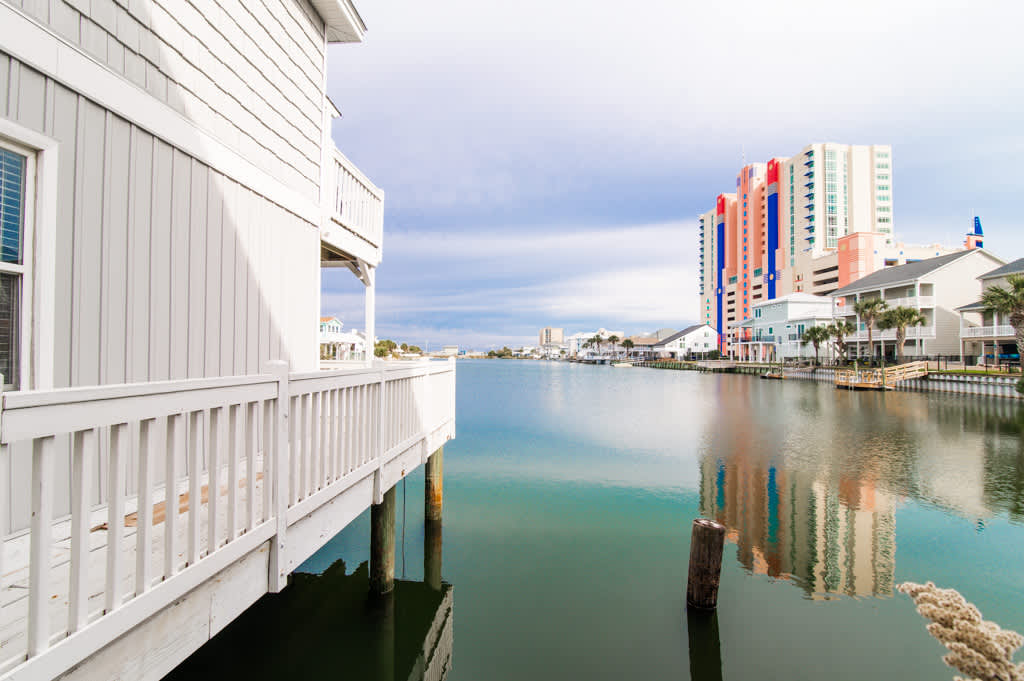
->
left=0, top=3, right=455, bottom=680
left=652, top=325, right=718, bottom=359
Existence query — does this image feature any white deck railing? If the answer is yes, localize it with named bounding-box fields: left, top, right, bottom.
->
left=331, top=148, right=384, bottom=250
left=846, top=326, right=936, bottom=341
left=0, top=360, right=455, bottom=679
left=961, top=325, right=1015, bottom=339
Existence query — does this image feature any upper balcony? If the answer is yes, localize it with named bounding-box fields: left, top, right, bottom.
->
left=962, top=325, right=1015, bottom=339
left=321, top=148, right=385, bottom=268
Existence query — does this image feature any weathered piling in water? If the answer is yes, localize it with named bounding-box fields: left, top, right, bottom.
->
left=425, top=447, right=444, bottom=522
left=686, top=518, right=726, bottom=610
left=370, top=486, right=396, bottom=596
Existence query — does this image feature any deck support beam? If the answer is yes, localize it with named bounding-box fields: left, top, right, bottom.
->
left=370, top=485, right=396, bottom=596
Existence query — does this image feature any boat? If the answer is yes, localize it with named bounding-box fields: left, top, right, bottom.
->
left=612, top=362, right=633, bottom=368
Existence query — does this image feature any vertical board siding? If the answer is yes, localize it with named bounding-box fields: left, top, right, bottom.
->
left=3, top=0, right=327, bottom=199
left=0, top=55, right=318, bottom=395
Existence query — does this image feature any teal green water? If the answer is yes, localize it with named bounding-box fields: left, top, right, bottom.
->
left=171, top=360, right=1024, bottom=680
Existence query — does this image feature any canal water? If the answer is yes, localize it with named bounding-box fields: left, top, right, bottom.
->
left=169, top=360, right=1024, bottom=680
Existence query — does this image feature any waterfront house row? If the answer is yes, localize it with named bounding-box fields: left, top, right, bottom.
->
left=730, top=248, right=1010, bottom=363
left=0, top=2, right=457, bottom=680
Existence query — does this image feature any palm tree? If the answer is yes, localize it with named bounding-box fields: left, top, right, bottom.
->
left=827, top=320, right=856, bottom=363
left=981, top=274, right=1024, bottom=365
left=589, top=335, right=603, bottom=357
left=801, top=325, right=831, bottom=366
left=607, top=335, right=620, bottom=357
left=621, top=338, right=635, bottom=358
left=878, top=306, right=927, bottom=363
left=853, top=298, right=888, bottom=362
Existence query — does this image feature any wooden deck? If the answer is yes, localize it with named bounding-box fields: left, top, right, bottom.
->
left=0, top=360, right=456, bottom=681
left=835, top=361, right=929, bottom=390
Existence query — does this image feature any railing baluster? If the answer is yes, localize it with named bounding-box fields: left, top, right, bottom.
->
left=165, top=413, right=183, bottom=577
left=331, top=389, right=341, bottom=481
left=262, top=399, right=273, bottom=522
left=188, top=411, right=201, bottom=565
left=299, top=393, right=309, bottom=500
left=28, top=435, right=55, bottom=655
left=136, top=418, right=155, bottom=595
left=228, top=404, right=241, bottom=541
left=208, top=407, right=222, bottom=554
left=246, top=402, right=257, bottom=531
left=289, top=395, right=299, bottom=505
left=310, top=391, right=320, bottom=493
left=106, top=423, right=127, bottom=613
left=69, top=428, right=95, bottom=632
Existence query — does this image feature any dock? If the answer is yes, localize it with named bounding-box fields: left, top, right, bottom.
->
left=835, top=361, right=929, bottom=390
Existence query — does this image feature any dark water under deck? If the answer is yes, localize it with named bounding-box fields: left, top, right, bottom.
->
left=169, top=360, right=1024, bottom=680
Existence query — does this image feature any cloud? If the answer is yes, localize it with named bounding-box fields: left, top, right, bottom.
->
left=321, top=222, right=699, bottom=347
left=319, top=0, right=1024, bottom=346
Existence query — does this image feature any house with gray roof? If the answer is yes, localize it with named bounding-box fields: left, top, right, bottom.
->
left=957, top=258, right=1024, bottom=364
left=651, top=324, right=717, bottom=359
left=831, top=248, right=1005, bottom=359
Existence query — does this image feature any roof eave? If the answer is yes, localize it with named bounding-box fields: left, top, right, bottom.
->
left=311, top=0, right=367, bottom=43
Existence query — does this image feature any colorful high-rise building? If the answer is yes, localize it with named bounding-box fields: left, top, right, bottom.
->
left=698, top=143, right=966, bottom=357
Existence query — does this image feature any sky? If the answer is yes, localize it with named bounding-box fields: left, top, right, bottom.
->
left=321, top=0, right=1024, bottom=351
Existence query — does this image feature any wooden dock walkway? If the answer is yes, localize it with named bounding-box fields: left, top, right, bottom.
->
left=835, top=361, right=929, bottom=390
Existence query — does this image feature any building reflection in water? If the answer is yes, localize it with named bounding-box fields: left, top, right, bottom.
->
left=700, top=452, right=896, bottom=599
left=165, top=524, right=452, bottom=681
left=693, top=378, right=1024, bottom=600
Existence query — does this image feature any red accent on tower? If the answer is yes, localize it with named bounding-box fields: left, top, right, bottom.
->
left=717, top=195, right=725, bottom=215
left=766, top=159, right=779, bottom=185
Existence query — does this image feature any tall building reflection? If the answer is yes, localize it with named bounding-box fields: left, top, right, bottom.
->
left=700, top=452, right=896, bottom=599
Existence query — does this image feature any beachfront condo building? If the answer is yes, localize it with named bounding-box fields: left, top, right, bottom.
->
left=539, top=327, right=564, bottom=346
left=698, top=143, right=964, bottom=357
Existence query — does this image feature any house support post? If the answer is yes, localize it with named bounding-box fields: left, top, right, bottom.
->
left=370, top=485, right=396, bottom=596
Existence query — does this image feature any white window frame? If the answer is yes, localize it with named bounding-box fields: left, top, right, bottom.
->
left=0, top=119, right=58, bottom=392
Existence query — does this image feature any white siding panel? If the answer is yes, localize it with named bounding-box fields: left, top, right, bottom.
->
left=2, top=54, right=321, bottom=392
left=149, top=138, right=173, bottom=381
left=13, top=0, right=325, bottom=198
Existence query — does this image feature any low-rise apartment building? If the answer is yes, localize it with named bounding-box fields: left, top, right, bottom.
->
left=831, top=248, right=1005, bottom=359
left=732, top=294, right=835, bottom=362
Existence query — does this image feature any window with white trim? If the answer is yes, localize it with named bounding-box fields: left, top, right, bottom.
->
left=0, top=140, right=33, bottom=390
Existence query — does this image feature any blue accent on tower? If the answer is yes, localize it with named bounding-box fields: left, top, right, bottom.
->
left=974, top=216, right=984, bottom=236
left=766, top=191, right=779, bottom=299
left=716, top=219, right=725, bottom=350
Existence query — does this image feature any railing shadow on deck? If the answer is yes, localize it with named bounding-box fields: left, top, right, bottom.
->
left=0, top=358, right=455, bottom=679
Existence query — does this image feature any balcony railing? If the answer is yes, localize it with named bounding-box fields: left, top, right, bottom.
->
left=323, top=148, right=384, bottom=264
left=847, top=326, right=936, bottom=341
left=962, top=325, right=1015, bottom=339
left=834, top=296, right=936, bottom=315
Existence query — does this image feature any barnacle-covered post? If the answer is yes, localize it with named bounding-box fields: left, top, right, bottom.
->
left=687, top=518, right=726, bottom=610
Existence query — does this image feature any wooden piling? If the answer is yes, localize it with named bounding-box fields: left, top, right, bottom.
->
left=370, top=485, right=396, bottom=596
left=686, top=518, right=726, bottom=610
left=425, top=447, right=444, bottom=522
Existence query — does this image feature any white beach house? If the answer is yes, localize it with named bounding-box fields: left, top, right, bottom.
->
left=0, top=2, right=455, bottom=680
